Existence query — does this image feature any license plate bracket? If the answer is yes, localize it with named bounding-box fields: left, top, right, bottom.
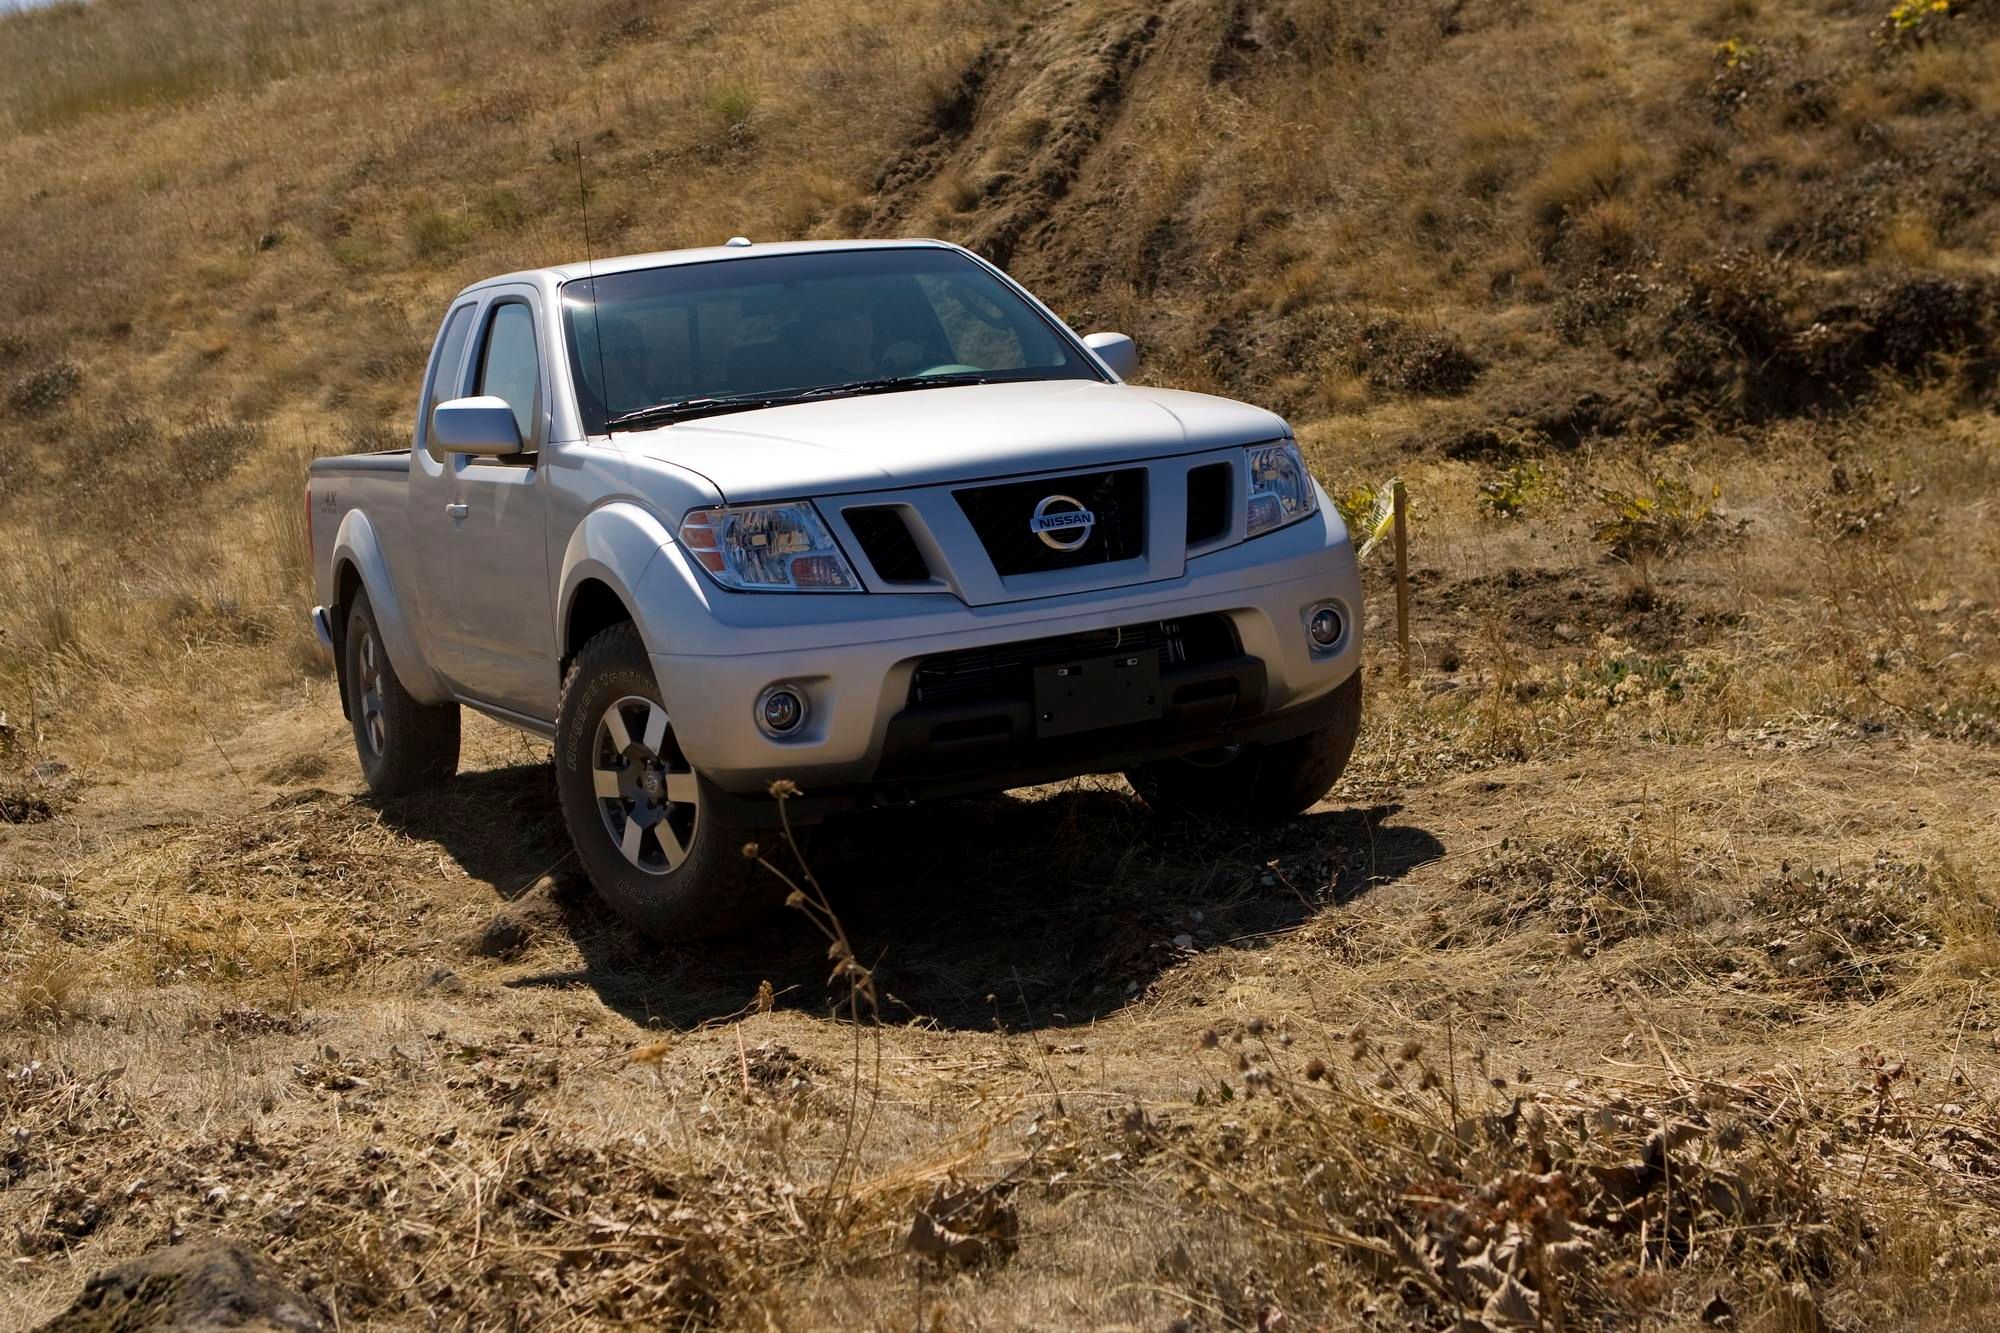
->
left=1032, top=651, right=1164, bottom=739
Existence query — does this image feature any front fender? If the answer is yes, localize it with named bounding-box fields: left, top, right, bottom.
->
left=331, top=509, right=452, bottom=703
left=557, top=501, right=675, bottom=659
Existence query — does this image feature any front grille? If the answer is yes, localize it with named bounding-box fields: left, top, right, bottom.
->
left=954, top=468, right=1145, bottom=576
left=909, top=614, right=1239, bottom=707
left=843, top=505, right=930, bottom=583
left=1186, top=461, right=1232, bottom=546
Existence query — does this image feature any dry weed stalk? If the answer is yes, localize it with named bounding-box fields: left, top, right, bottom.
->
left=746, top=778, right=884, bottom=1242
left=1164, top=1013, right=2000, bottom=1331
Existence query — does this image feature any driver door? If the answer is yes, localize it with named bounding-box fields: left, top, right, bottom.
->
left=444, top=288, right=557, bottom=719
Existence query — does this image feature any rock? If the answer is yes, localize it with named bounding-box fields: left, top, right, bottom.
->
left=903, top=1178, right=1018, bottom=1267
left=422, top=966, right=463, bottom=992
left=474, top=913, right=530, bottom=959
left=37, top=1240, right=329, bottom=1331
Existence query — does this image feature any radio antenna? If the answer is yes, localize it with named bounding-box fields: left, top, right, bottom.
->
left=574, top=138, right=610, bottom=428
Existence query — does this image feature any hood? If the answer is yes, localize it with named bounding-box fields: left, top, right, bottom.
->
left=614, top=379, right=1288, bottom=502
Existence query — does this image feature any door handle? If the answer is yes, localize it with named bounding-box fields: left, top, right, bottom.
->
left=445, top=503, right=469, bottom=519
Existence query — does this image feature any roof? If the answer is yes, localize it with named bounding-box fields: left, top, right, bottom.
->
left=465, top=237, right=959, bottom=294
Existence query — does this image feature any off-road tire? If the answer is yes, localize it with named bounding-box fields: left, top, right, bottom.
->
left=554, top=622, right=780, bottom=942
left=344, top=590, right=460, bottom=797
left=1125, top=671, right=1362, bottom=823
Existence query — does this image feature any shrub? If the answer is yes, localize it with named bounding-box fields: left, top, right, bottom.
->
left=1353, top=319, right=1481, bottom=395
left=1477, top=461, right=1548, bottom=520
left=1524, top=130, right=1645, bottom=232
left=475, top=186, right=531, bottom=232
left=1881, top=0, right=1967, bottom=41
left=403, top=203, right=473, bottom=258
left=707, top=84, right=759, bottom=133
left=1574, top=198, right=1643, bottom=266
left=1593, top=475, right=1722, bottom=588
left=1751, top=854, right=1959, bottom=999
left=86, top=414, right=159, bottom=458
left=170, top=414, right=261, bottom=487
left=7, top=361, right=80, bottom=416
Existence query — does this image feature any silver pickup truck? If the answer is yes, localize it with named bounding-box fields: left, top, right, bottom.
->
left=308, top=239, right=1363, bottom=940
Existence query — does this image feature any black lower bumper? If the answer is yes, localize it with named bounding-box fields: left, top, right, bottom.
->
left=709, top=656, right=1351, bottom=828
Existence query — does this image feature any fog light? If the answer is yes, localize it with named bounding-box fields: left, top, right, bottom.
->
left=756, top=684, right=807, bottom=738
left=1306, top=603, right=1344, bottom=649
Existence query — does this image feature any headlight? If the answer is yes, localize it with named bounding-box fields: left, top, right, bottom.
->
left=1244, top=440, right=1318, bottom=538
left=678, top=503, right=860, bottom=591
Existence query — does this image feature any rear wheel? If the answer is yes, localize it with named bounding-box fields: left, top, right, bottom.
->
left=1125, top=672, right=1361, bottom=823
left=554, top=622, right=779, bottom=942
left=343, top=590, right=460, bottom=797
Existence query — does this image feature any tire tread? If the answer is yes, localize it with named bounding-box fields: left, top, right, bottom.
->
left=345, top=590, right=460, bottom=797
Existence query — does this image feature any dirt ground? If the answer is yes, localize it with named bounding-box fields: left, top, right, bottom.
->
left=7, top=469, right=2000, bottom=1327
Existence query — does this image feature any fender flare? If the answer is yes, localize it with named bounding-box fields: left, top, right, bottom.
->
left=556, top=501, right=676, bottom=663
left=330, top=508, right=453, bottom=704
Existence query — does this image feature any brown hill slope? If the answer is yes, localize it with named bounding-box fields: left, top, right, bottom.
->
left=1, top=0, right=1996, bottom=756
left=864, top=0, right=2000, bottom=433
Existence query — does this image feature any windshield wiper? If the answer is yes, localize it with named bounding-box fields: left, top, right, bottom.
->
left=603, top=373, right=1000, bottom=430
left=795, top=374, right=993, bottom=400
left=604, top=392, right=808, bottom=430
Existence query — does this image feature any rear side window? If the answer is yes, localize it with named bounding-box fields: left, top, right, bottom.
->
left=476, top=302, right=540, bottom=449
left=420, top=303, right=476, bottom=463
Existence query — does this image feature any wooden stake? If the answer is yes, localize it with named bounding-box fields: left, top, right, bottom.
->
left=1392, top=480, right=1410, bottom=681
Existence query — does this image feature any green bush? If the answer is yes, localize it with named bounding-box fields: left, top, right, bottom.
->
left=1593, top=474, right=1721, bottom=586
left=403, top=204, right=474, bottom=259
left=1477, top=461, right=1547, bottom=519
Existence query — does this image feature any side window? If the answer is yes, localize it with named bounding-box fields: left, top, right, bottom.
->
left=475, top=301, right=540, bottom=452
left=420, top=303, right=477, bottom=463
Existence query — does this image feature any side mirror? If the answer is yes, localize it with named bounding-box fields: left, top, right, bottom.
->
left=431, top=396, right=523, bottom=457
left=1083, top=331, right=1138, bottom=379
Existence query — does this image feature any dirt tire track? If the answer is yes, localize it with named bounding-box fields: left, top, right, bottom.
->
left=865, top=0, right=1169, bottom=268
left=866, top=33, right=1016, bottom=220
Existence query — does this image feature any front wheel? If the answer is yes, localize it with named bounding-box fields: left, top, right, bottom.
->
left=1125, top=672, right=1362, bottom=824
left=554, top=622, right=780, bottom=942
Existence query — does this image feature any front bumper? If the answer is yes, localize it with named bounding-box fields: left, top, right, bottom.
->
left=643, top=505, right=1363, bottom=818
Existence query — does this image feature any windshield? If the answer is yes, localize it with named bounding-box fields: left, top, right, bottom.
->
left=561, top=247, right=1104, bottom=432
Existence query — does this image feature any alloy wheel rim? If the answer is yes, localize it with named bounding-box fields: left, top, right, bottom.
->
left=357, top=629, right=388, bottom=757
left=592, top=694, right=699, bottom=876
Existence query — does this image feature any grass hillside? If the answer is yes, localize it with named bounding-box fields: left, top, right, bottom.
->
left=3, top=0, right=2000, bottom=1328
left=0, top=0, right=1995, bottom=760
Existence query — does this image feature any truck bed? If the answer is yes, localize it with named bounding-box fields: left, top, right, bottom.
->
left=308, top=448, right=417, bottom=657
left=310, top=449, right=411, bottom=475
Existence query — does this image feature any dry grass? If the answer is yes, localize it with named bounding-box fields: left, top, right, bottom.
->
left=4, top=946, right=93, bottom=1030
left=4, top=692, right=1998, bottom=1326
left=4, top=0, right=1997, bottom=765
left=0, top=0, right=1011, bottom=768
left=3, top=0, right=1999, bottom=1326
